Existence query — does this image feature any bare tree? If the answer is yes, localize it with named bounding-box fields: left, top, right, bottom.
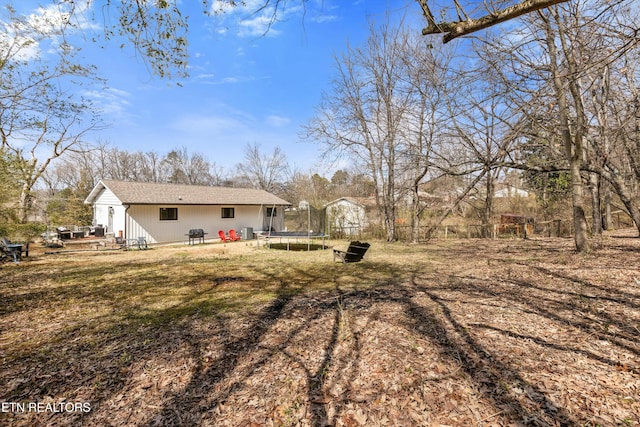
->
left=306, top=16, right=417, bottom=241
left=0, top=6, right=102, bottom=223
left=448, top=77, right=524, bottom=237
left=479, top=0, right=640, bottom=247
left=397, top=30, right=454, bottom=242
left=159, top=146, right=219, bottom=185
left=237, top=143, right=289, bottom=193
left=582, top=44, right=640, bottom=234
left=65, top=144, right=226, bottom=186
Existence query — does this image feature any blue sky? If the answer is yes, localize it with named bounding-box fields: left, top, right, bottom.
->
left=11, top=1, right=423, bottom=175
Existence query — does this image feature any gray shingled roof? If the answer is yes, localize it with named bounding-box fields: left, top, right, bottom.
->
left=86, top=180, right=291, bottom=206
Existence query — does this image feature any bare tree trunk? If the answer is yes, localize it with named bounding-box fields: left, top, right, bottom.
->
left=386, top=140, right=397, bottom=242
left=542, top=9, right=589, bottom=252
left=603, top=183, right=612, bottom=231
left=482, top=175, right=495, bottom=238
left=410, top=185, right=420, bottom=243
left=18, top=182, right=31, bottom=224
left=589, top=173, right=603, bottom=236
left=569, top=159, right=589, bottom=251
left=599, top=168, right=640, bottom=236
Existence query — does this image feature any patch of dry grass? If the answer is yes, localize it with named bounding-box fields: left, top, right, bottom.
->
left=1, top=235, right=639, bottom=426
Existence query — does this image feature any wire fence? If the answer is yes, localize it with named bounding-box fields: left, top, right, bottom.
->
left=326, top=210, right=636, bottom=242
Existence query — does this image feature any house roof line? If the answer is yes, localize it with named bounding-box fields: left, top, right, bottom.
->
left=84, top=179, right=291, bottom=206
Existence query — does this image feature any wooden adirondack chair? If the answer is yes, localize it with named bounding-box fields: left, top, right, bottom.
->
left=1, top=237, right=28, bottom=263
left=333, top=241, right=370, bottom=263
left=218, top=230, right=230, bottom=242
left=228, top=229, right=241, bottom=241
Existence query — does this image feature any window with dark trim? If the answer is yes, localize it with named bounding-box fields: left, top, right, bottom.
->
left=160, top=207, right=178, bottom=221
left=221, top=207, right=235, bottom=218
left=266, top=207, right=277, bottom=217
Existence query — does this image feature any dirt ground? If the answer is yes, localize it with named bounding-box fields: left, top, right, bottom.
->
left=1, top=232, right=639, bottom=426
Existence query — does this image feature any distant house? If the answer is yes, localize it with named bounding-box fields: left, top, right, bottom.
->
left=84, top=180, right=291, bottom=243
left=494, top=184, right=531, bottom=198
left=324, top=197, right=371, bottom=236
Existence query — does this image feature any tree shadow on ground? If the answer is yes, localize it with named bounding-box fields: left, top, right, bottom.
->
left=134, top=262, right=588, bottom=426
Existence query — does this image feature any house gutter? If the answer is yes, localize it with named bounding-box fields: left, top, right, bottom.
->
left=124, top=204, right=130, bottom=240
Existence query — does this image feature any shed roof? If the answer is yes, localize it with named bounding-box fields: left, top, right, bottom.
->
left=85, top=180, right=291, bottom=206
left=324, top=196, right=375, bottom=209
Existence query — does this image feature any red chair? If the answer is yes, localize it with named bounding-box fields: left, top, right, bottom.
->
left=229, top=229, right=241, bottom=241
left=218, top=230, right=229, bottom=242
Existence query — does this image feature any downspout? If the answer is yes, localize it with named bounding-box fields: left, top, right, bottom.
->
left=268, top=203, right=276, bottom=232
left=124, top=204, right=130, bottom=240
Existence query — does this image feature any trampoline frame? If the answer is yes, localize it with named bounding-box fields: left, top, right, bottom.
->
left=257, top=231, right=327, bottom=251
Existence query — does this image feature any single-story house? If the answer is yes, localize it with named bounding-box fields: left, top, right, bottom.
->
left=84, top=180, right=291, bottom=244
left=324, top=197, right=371, bottom=236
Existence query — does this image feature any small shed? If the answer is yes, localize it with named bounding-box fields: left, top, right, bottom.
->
left=495, top=185, right=531, bottom=198
left=84, top=180, right=291, bottom=244
left=324, top=197, right=369, bottom=236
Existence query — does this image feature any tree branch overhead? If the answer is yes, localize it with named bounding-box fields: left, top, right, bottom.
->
left=419, top=0, right=570, bottom=43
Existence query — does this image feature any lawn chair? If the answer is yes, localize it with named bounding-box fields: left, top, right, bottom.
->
left=228, top=229, right=242, bottom=241
left=333, top=241, right=370, bottom=263
left=125, top=237, right=148, bottom=250
left=0, top=238, right=9, bottom=263
left=1, top=237, right=29, bottom=263
left=218, top=230, right=230, bottom=242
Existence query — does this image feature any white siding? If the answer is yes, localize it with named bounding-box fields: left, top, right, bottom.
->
left=92, top=187, right=126, bottom=235
left=125, top=204, right=282, bottom=243
left=495, top=187, right=530, bottom=198
left=326, top=200, right=367, bottom=235
left=89, top=182, right=287, bottom=243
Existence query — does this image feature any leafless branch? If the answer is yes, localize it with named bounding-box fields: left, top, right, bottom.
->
left=419, top=0, right=570, bottom=43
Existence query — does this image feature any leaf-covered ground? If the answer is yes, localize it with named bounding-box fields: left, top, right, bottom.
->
left=1, top=233, right=639, bottom=426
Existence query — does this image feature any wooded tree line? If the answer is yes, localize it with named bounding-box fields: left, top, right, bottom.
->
left=306, top=0, right=640, bottom=251
left=1, top=141, right=375, bottom=230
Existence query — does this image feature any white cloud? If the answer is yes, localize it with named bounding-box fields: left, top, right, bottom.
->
left=0, top=1, right=97, bottom=62
left=195, top=72, right=216, bottom=80
left=265, top=115, right=291, bottom=127
left=0, top=28, right=39, bottom=61
left=188, top=73, right=258, bottom=85
left=209, top=0, right=313, bottom=38
left=171, top=114, right=250, bottom=135
left=166, top=108, right=294, bottom=150
left=220, top=76, right=242, bottom=84
left=239, top=13, right=281, bottom=37
left=84, top=87, right=133, bottom=119
left=25, top=1, right=97, bottom=37
left=311, top=14, right=338, bottom=24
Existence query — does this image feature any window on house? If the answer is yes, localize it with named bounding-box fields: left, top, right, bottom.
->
left=160, top=207, right=178, bottom=221
left=221, top=207, right=235, bottom=218
left=266, top=207, right=277, bottom=217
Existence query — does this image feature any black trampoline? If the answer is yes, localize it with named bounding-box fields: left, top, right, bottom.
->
left=257, top=231, right=329, bottom=251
